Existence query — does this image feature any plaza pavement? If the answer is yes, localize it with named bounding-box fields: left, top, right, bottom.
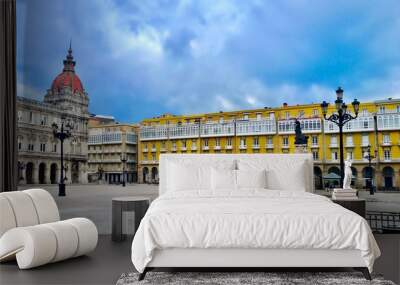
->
left=18, top=183, right=159, bottom=234
left=17, top=184, right=399, bottom=234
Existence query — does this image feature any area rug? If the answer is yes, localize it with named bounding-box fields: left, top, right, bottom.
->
left=116, top=271, right=396, bottom=285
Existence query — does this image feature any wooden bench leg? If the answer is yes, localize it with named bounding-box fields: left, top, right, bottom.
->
left=354, top=267, right=371, bottom=280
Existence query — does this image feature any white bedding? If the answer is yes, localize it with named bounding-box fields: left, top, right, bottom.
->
left=131, top=190, right=380, bottom=273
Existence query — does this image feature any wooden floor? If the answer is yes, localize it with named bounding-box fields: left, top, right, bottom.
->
left=1, top=234, right=399, bottom=285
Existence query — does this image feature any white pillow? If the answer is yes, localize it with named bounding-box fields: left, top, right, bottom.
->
left=211, top=168, right=236, bottom=191
left=167, top=163, right=211, bottom=191
left=266, top=162, right=306, bottom=191
left=236, top=169, right=267, bottom=189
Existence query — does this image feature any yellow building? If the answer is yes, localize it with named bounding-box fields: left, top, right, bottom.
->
left=138, top=99, right=400, bottom=190
left=88, top=119, right=138, bottom=184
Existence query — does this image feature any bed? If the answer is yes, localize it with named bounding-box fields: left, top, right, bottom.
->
left=131, top=154, right=380, bottom=280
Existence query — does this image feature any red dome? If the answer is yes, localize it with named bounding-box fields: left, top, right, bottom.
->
left=51, top=44, right=84, bottom=94
left=51, top=71, right=84, bottom=93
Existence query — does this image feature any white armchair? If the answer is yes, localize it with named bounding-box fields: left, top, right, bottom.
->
left=0, top=189, right=98, bottom=269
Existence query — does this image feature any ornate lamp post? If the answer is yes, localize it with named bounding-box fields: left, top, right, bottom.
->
left=120, top=153, right=127, bottom=187
left=52, top=117, right=74, bottom=196
left=363, top=145, right=376, bottom=195
left=321, top=87, right=360, bottom=187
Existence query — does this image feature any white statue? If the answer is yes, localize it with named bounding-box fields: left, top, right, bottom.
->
left=343, top=159, right=353, bottom=189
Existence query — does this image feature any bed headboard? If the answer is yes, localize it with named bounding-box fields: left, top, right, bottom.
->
left=159, top=153, right=314, bottom=195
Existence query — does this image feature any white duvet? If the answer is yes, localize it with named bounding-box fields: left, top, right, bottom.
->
left=131, top=190, right=380, bottom=273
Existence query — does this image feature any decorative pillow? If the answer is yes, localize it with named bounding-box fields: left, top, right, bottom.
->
left=211, top=168, right=237, bottom=191
left=167, top=162, right=211, bottom=191
left=236, top=169, right=267, bottom=189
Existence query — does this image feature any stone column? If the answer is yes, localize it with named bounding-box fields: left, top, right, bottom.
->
left=32, top=162, right=39, bottom=184
left=44, top=163, right=51, bottom=185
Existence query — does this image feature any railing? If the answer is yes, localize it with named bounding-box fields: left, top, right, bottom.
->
left=366, top=211, right=400, bottom=233
left=169, top=123, right=199, bottom=139
left=88, top=132, right=122, bottom=144
left=201, top=122, right=235, bottom=137
left=140, top=125, right=168, bottom=140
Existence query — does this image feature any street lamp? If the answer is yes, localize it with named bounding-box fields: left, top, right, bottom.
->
left=321, top=87, right=360, bottom=187
left=363, top=145, right=375, bottom=195
left=52, top=117, right=74, bottom=196
left=120, top=153, right=127, bottom=187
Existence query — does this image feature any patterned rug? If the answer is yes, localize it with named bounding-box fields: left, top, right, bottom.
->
left=116, top=271, right=396, bottom=285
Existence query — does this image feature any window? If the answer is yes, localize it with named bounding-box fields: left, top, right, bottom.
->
left=312, top=151, right=319, bottom=160
left=346, top=135, right=353, bottom=146
left=227, top=137, right=232, bottom=146
left=266, top=136, right=273, bottom=146
left=282, top=137, right=289, bottom=146
left=253, top=137, right=259, bottom=146
left=53, top=144, right=57, bottom=152
left=285, top=111, right=290, bottom=119
left=298, top=110, right=305, bottom=118
left=40, top=115, right=47, bottom=126
left=347, top=151, right=353, bottom=160
left=18, top=138, right=22, bottom=150
left=312, top=135, right=318, bottom=146
left=243, top=114, right=249, bottom=120
left=362, top=134, right=369, bottom=146
left=362, top=108, right=368, bottom=116
left=172, top=141, right=177, bottom=148
left=240, top=137, right=246, bottom=147
left=379, top=106, right=385, bottom=114
left=383, top=134, right=391, bottom=144
left=215, top=138, right=220, bottom=146
left=256, top=113, right=262, bottom=121
left=161, top=141, right=166, bottom=148
left=29, top=112, right=33, bottom=123
left=40, top=143, right=46, bottom=152
left=384, top=150, right=391, bottom=161
left=143, top=153, right=148, bottom=160
left=331, top=136, right=337, bottom=146
left=397, top=105, right=400, bottom=113
left=18, top=111, right=22, bottom=121
left=203, top=139, right=208, bottom=146
left=152, top=153, right=156, bottom=161
left=219, top=117, right=224, bottom=123
left=269, top=112, right=275, bottom=119
left=332, top=151, right=338, bottom=161
left=312, top=109, right=319, bottom=116
left=152, top=143, right=156, bottom=149
left=182, top=140, right=186, bottom=147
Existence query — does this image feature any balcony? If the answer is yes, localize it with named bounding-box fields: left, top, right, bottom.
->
left=225, top=145, right=233, bottom=150
left=214, top=146, right=221, bottom=150
left=169, top=123, right=200, bottom=139
left=324, top=115, right=374, bottom=133
left=329, top=142, right=338, bottom=148
left=278, top=118, right=321, bottom=134
left=160, top=147, right=167, bottom=152
left=345, top=142, right=354, bottom=148
left=377, top=113, right=400, bottom=130
left=141, top=160, right=158, bottom=165
left=310, top=143, right=319, bottom=148
left=151, top=147, right=157, bottom=152
left=181, top=146, right=187, bottom=151
left=236, top=119, right=276, bottom=135
left=140, top=125, right=168, bottom=141
left=361, top=141, right=370, bottom=147
left=252, top=145, right=260, bottom=149
left=265, top=144, right=274, bottom=149
left=239, top=145, right=247, bottom=150
left=382, top=141, right=392, bottom=146
left=142, top=148, right=148, bottom=152
left=202, top=146, right=209, bottom=150
left=282, top=145, right=289, bottom=149
left=201, top=122, right=235, bottom=137
left=171, top=147, right=177, bottom=152
left=191, top=146, right=197, bottom=151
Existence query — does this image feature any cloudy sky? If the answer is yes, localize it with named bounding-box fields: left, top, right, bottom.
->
left=17, top=0, right=400, bottom=122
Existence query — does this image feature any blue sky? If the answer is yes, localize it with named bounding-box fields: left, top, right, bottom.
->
left=17, top=0, right=400, bottom=122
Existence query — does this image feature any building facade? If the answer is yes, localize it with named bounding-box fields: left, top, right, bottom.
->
left=87, top=121, right=138, bottom=184
left=138, top=99, right=400, bottom=190
left=17, top=45, right=90, bottom=185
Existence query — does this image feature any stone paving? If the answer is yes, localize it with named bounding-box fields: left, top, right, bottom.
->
left=18, top=183, right=159, bottom=234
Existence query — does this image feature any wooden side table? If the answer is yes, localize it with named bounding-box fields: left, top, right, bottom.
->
left=112, top=196, right=150, bottom=242
left=332, top=198, right=366, bottom=218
